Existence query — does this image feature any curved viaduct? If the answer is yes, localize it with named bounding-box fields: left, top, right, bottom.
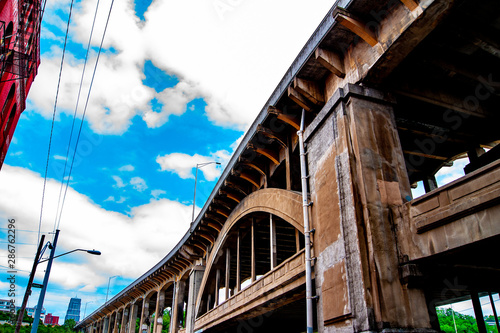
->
left=77, top=0, right=500, bottom=332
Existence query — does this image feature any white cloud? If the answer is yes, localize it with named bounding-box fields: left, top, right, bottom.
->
left=104, top=195, right=126, bottom=203
left=151, top=189, right=166, bottom=199
left=116, top=196, right=127, bottom=203
left=156, top=152, right=227, bottom=181
left=130, top=176, right=147, bottom=192
left=54, top=155, right=68, bottom=161
left=104, top=195, right=115, bottom=202
left=436, top=158, right=468, bottom=187
left=112, top=175, right=126, bottom=188
left=0, top=165, right=191, bottom=290
left=118, top=164, right=134, bottom=172
left=143, top=81, right=201, bottom=128
left=28, top=0, right=334, bottom=133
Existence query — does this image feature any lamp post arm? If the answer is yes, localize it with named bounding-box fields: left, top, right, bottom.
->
left=191, top=161, right=221, bottom=230
left=39, top=249, right=101, bottom=263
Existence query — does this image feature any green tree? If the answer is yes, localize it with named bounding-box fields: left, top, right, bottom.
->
left=437, top=308, right=479, bottom=333
left=63, top=319, right=76, bottom=331
left=161, top=308, right=170, bottom=333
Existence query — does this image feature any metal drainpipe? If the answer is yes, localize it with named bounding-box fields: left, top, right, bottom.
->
left=298, top=109, right=314, bottom=333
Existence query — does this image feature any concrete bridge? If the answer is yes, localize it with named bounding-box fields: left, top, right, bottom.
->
left=76, top=0, right=500, bottom=332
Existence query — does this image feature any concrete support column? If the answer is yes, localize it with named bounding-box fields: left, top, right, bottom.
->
left=225, top=249, right=230, bottom=300
left=170, top=280, right=186, bottom=333
left=110, top=313, right=116, bottom=333
left=120, top=307, right=129, bottom=333
left=139, top=298, right=150, bottom=333
left=236, top=230, right=241, bottom=293
left=185, top=266, right=205, bottom=333
left=270, top=213, right=277, bottom=269
left=153, top=290, right=165, bottom=333
left=103, top=316, right=110, bottom=333
left=251, top=219, right=256, bottom=283
left=214, top=269, right=220, bottom=308
left=127, top=303, right=139, bottom=333
left=307, top=84, right=434, bottom=332
left=113, top=311, right=121, bottom=333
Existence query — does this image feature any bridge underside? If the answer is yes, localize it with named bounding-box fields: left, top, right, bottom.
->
left=201, top=285, right=312, bottom=333
left=416, top=234, right=500, bottom=300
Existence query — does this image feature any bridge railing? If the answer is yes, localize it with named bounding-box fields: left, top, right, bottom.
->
left=195, top=249, right=307, bottom=331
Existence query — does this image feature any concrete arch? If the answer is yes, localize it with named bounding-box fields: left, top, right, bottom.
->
left=159, top=280, right=174, bottom=291
left=195, top=188, right=303, bottom=314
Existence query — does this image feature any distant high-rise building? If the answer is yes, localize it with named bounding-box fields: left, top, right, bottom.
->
left=64, top=298, right=81, bottom=323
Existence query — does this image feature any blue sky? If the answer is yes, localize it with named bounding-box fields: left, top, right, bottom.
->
left=0, top=0, right=336, bottom=322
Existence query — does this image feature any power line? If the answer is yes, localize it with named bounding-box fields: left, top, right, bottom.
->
left=0, top=228, right=52, bottom=233
left=0, top=241, right=37, bottom=245
left=38, top=0, right=76, bottom=246
left=56, top=0, right=115, bottom=230
left=54, top=0, right=102, bottom=232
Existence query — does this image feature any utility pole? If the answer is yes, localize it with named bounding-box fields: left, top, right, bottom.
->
left=15, top=235, right=45, bottom=333
left=31, top=230, right=60, bottom=333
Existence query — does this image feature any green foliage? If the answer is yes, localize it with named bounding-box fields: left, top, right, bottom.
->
left=63, top=319, right=76, bottom=330
left=437, top=308, right=478, bottom=333
left=161, top=308, right=170, bottom=333
left=437, top=308, right=499, bottom=333
left=0, top=313, right=11, bottom=321
left=0, top=319, right=77, bottom=333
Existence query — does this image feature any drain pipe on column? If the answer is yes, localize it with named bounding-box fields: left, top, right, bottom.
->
left=298, top=109, right=315, bottom=333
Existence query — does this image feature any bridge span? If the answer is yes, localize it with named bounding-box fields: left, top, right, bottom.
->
left=76, top=0, right=500, bottom=331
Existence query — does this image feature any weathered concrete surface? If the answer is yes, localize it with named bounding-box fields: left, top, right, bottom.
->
left=307, top=86, right=433, bottom=332
left=397, top=160, right=500, bottom=261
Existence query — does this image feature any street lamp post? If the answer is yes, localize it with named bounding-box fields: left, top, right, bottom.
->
left=191, top=161, right=220, bottom=230
left=105, top=275, right=119, bottom=303
left=30, top=230, right=100, bottom=333
left=83, top=301, right=92, bottom=319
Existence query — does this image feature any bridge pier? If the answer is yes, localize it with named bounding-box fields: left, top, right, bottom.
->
left=113, top=311, right=121, bottom=333
left=139, top=298, right=150, bottom=333
left=103, top=316, right=109, bottom=333
left=153, top=290, right=165, bottom=333
left=127, top=302, right=139, bottom=333
left=307, top=84, right=434, bottom=332
left=170, top=280, right=186, bottom=332
left=185, top=266, right=205, bottom=333
left=120, top=308, right=128, bottom=333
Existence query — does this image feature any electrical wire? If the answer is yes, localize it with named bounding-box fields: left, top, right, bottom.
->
left=56, top=0, right=115, bottom=230
left=38, top=0, right=75, bottom=246
left=54, top=0, right=102, bottom=231
left=0, top=228, right=52, bottom=233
